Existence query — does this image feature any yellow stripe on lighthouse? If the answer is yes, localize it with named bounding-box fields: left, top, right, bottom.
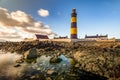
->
left=71, top=28, right=77, bottom=34
left=71, top=17, right=77, bottom=22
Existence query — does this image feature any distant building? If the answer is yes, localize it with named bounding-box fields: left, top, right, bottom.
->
left=35, top=34, right=49, bottom=39
left=85, top=34, right=108, bottom=40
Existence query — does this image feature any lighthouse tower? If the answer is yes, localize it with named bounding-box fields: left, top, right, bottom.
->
left=70, top=9, right=77, bottom=39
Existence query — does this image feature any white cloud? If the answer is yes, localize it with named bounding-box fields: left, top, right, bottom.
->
left=11, top=10, right=34, bottom=24
left=0, top=7, right=34, bottom=27
left=38, top=9, right=49, bottom=17
left=0, top=7, right=56, bottom=41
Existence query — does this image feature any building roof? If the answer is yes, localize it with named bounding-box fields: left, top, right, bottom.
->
left=35, top=34, right=49, bottom=39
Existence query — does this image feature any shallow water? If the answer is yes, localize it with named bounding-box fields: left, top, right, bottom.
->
left=35, top=54, right=70, bottom=72
left=0, top=51, right=72, bottom=79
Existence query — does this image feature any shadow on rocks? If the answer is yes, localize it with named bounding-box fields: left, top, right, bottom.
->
left=73, top=69, right=108, bottom=80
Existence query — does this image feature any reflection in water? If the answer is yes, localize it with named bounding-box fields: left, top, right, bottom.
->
left=35, top=55, right=70, bottom=72
left=0, top=52, right=70, bottom=77
left=0, top=50, right=72, bottom=79
left=0, top=51, right=27, bottom=79
left=21, top=54, right=72, bottom=79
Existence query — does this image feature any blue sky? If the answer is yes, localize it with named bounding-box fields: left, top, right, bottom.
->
left=0, top=0, right=120, bottom=41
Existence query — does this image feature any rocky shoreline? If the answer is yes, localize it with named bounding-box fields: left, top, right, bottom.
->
left=1, top=41, right=120, bottom=55
left=0, top=41, right=120, bottom=80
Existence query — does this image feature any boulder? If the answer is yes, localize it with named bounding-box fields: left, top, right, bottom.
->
left=50, top=57, right=62, bottom=64
left=23, top=48, right=37, bottom=59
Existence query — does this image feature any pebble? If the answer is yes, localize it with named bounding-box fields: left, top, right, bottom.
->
left=14, top=63, right=21, bottom=67
left=47, top=69, right=55, bottom=75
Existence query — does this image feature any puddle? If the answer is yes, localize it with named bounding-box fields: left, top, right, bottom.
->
left=35, top=54, right=70, bottom=72
left=0, top=51, right=72, bottom=79
left=20, top=54, right=73, bottom=79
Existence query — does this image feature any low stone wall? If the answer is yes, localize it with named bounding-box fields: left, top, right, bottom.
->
left=38, top=39, right=71, bottom=42
left=38, top=39, right=115, bottom=42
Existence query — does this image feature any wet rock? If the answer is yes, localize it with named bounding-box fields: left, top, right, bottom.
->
left=37, top=68, right=41, bottom=70
left=47, top=69, right=55, bottom=75
left=46, top=77, right=52, bottom=80
left=67, top=73, right=78, bottom=77
left=23, top=48, right=37, bottom=59
left=14, top=63, right=21, bottom=67
left=30, top=75, right=36, bottom=79
left=16, top=57, right=24, bottom=63
left=57, top=52, right=61, bottom=56
left=75, top=63, right=79, bottom=68
left=50, top=57, right=62, bottom=64
left=51, top=67, right=55, bottom=70
left=0, top=76, right=9, bottom=80
left=21, top=68, right=45, bottom=80
left=25, top=58, right=37, bottom=63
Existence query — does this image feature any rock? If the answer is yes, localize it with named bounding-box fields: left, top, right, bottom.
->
left=0, top=76, right=9, bottom=80
left=47, top=69, right=55, bottom=75
left=50, top=57, right=62, bottom=64
left=21, top=68, right=45, bottom=79
left=67, top=73, right=77, bottom=77
left=57, top=52, right=61, bottom=56
left=75, top=63, right=79, bottom=68
left=46, top=77, right=52, bottom=80
left=51, top=67, right=55, bottom=70
left=30, top=76, right=36, bottom=79
left=14, top=63, right=21, bottom=67
left=25, top=58, right=37, bottom=63
left=23, top=48, right=37, bottom=59
left=16, top=57, right=24, bottom=63
left=37, top=68, right=41, bottom=70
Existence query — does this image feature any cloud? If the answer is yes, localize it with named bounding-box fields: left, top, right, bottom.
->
left=0, top=7, right=34, bottom=27
left=38, top=9, right=49, bottom=17
left=0, top=26, right=23, bottom=41
left=0, top=7, right=56, bottom=41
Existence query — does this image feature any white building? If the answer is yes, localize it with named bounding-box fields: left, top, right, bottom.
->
left=85, top=34, right=108, bottom=40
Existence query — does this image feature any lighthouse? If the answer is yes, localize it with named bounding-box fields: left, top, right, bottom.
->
left=70, top=9, right=77, bottom=39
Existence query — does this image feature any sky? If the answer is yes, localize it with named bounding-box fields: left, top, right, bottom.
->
left=0, top=0, right=120, bottom=41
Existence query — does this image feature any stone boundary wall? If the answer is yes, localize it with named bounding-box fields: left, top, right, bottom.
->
left=24, top=39, right=115, bottom=42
